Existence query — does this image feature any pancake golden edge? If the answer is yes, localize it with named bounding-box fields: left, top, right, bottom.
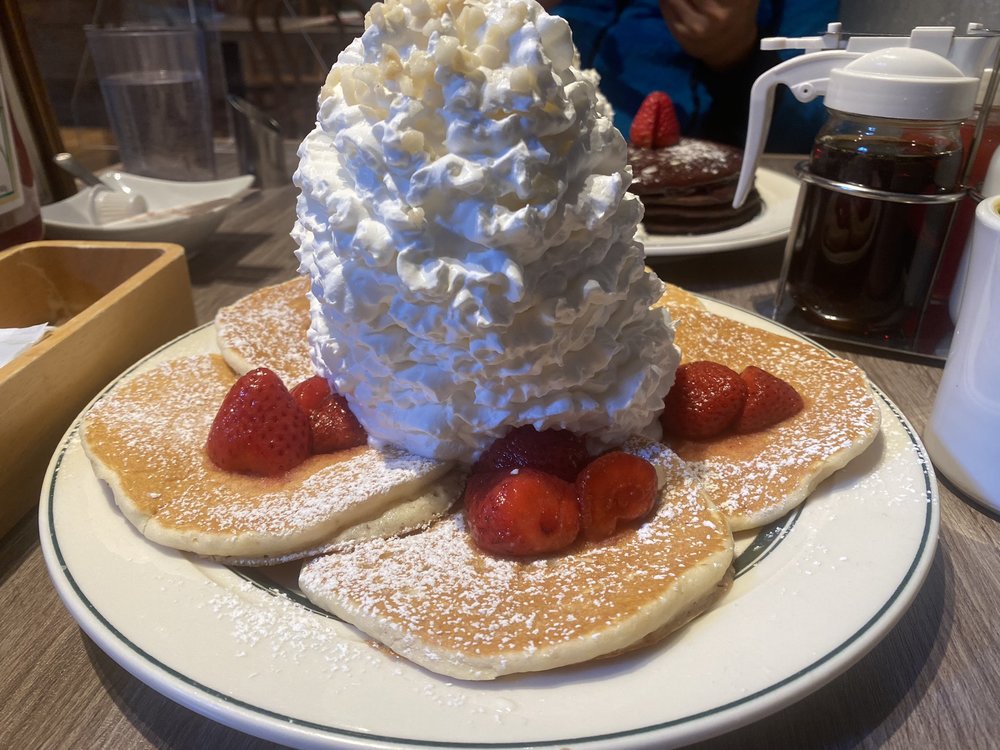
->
left=82, top=353, right=454, bottom=562
left=655, top=287, right=881, bottom=531
left=299, top=437, right=735, bottom=681
left=210, top=470, right=465, bottom=567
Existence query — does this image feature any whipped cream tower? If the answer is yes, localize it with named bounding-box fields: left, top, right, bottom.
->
left=294, top=0, right=679, bottom=461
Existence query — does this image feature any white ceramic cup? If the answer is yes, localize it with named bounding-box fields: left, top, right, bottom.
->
left=924, top=194, right=1000, bottom=511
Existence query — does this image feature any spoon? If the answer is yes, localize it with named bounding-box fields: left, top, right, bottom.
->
left=53, top=152, right=148, bottom=224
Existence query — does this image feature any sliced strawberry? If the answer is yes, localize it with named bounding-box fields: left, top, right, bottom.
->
left=309, top=394, right=367, bottom=452
left=289, top=374, right=330, bottom=413
left=630, top=91, right=681, bottom=149
left=290, top=375, right=367, bottom=453
left=660, top=361, right=747, bottom=440
left=473, top=425, right=590, bottom=482
left=463, top=468, right=580, bottom=557
left=734, top=366, right=804, bottom=433
left=576, top=451, right=658, bottom=541
left=206, top=367, right=312, bottom=476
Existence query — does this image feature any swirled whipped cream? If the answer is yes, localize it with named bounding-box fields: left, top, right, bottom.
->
left=293, top=0, right=679, bottom=461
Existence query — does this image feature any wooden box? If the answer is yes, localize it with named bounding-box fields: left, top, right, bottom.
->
left=0, top=241, right=196, bottom=539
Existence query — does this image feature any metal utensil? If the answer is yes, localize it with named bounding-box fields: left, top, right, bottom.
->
left=54, top=152, right=108, bottom=189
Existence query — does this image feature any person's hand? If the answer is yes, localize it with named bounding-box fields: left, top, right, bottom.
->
left=659, top=0, right=760, bottom=71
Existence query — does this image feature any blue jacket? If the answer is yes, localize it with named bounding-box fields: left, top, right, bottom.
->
left=553, top=0, right=840, bottom=153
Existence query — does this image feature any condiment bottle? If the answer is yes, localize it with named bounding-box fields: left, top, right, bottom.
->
left=0, top=47, right=43, bottom=251
left=734, top=25, right=994, bottom=335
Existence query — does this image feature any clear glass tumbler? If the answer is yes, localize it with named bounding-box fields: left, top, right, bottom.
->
left=86, top=24, right=217, bottom=181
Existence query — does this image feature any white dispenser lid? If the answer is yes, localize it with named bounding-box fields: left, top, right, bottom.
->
left=826, top=47, right=979, bottom=120
left=733, top=25, right=996, bottom=207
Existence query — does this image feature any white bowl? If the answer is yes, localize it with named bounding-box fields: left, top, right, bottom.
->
left=42, top=173, right=255, bottom=255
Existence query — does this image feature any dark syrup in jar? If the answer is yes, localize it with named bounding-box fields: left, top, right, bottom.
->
left=786, top=135, right=962, bottom=332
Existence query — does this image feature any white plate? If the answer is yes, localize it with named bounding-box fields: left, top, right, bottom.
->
left=639, top=167, right=800, bottom=257
left=42, top=173, right=255, bottom=255
left=39, top=301, right=937, bottom=750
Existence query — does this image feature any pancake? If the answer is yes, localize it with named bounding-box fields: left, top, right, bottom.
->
left=299, top=437, right=734, bottom=681
left=208, top=469, right=465, bottom=567
left=215, top=276, right=314, bottom=383
left=654, top=281, right=708, bottom=313
left=82, top=353, right=453, bottom=562
left=85, top=276, right=876, bottom=679
left=657, top=296, right=882, bottom=531
left=628, top=139, right=762, bottom=235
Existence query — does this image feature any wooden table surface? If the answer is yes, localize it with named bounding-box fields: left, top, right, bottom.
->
left=2, top=159, right=999, bottom=749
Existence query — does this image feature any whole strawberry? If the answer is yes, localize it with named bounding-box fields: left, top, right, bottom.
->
left=464, top=468, right=581, bottom=557
left=661, top=361, right=747, bottom=440
left=290, top=375, right=367, bottom=453
left=206, top=367, right=312, bottom=476
left=734, top=366, right=804, bottom=433
left=630, top=91, right=681, bottom=149
left=473, top=425, right=590, bottom=482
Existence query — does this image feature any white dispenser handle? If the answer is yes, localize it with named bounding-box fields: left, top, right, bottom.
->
left=733, top=50, right=857, bottom=208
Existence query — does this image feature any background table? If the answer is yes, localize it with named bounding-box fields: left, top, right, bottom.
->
left=2, top=158, right=998, bottom=749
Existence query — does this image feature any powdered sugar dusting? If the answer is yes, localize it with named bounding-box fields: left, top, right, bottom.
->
left=848, top=402, right=927, bottom=508
left=300, top=438, right=732, bottom=678
left=628, top=139, right=742, bottom=192
left=216, top=276, right=314, bottom=384
left=661, top=304, right=881, bottom=530
left=83, top=353, right=449, bottom=554
left=646, top=140, right=732, bottom=172
left=197, top=576, right=400, bottom=684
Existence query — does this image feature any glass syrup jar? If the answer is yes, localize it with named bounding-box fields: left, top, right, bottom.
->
left=731, top=28, right=990, bottom=339
left=785, top=110, right=964, bottom=333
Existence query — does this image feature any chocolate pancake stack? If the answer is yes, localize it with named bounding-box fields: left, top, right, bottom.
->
left=628, top=139, right=762, bottom=235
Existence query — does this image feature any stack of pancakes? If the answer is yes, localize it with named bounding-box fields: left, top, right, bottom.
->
left=628, top=139, right=763, bottom=235
left=80, top=275, right=880, bottom=680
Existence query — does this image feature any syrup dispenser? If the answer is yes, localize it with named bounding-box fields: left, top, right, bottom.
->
left=735, top=24, right=998, bottom=336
